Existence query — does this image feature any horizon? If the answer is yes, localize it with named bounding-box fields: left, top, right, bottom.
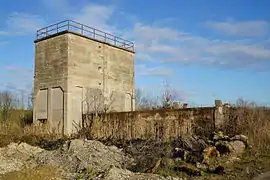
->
left=0, top=0, right=270, bottom=107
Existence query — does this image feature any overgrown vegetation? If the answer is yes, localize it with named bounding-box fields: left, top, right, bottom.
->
left=0, top=90, right=66, bottom=148
left=92, top=97, right=270, bottom=180
left=222, top=98, right=270, bottom=153
left=0, top=87, right=270, bottom=180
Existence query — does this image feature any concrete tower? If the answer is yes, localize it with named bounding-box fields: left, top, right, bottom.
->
left=33, top=20, right=135, bottom=135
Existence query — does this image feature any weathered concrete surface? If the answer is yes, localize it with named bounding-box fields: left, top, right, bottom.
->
left=34, top=34, right=68, bottom=134
left=33, top=32, right=135, bottom=135
left=83, top=107, right=216, bottom=141
left=68, top=33, right=135, bottom=133
left=36, top=89, right=48, bottom=120
left=81, top=102, right=270, bottom=143
left=34, top=33, right=134, bottom=134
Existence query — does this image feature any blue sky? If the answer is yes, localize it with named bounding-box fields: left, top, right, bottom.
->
left=0, top=0, right=270, bottom=106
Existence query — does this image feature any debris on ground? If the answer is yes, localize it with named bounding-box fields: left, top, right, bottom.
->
left=0, top=142, right=44, bottom=174
left=105, top=131, right=251, bottom=178
left=0, top=139, right=182, bottom=179
left=0, top=131, right=255, bottom=180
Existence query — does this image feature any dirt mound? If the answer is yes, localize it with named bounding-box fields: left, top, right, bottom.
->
left=36, top=139, right=135, bottom=172
left=0, top=139, right=181, bottom=179
left=0, top=142, right=44, bottom=174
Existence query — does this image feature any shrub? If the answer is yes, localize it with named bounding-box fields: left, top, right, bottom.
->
left=222, top=99, right=270, bottom=153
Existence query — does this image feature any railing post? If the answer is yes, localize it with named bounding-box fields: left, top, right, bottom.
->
left=34, top=20, right=135, bottom=51
left=81, top=24, right=83, bottom=35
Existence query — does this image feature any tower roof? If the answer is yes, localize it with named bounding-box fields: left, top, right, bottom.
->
left=34, top=20, right=135, bottom=52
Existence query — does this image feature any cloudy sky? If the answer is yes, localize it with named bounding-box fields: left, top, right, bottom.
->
left=0, top=0, right=269, bottom=106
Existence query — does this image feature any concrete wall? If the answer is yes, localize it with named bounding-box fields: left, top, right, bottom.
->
left=67, top=33, right=134, bottom=133
left=83, top=100, right=270, bottom=142
left=33, top=32, right=135, bottom=135
left=83, top=107, right=217, bottom=141
left=34, top=34, right=68, bottom=134
left=68, top=33, right=134, bottom=111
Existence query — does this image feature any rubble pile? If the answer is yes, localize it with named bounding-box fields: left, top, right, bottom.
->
left=112, top=131, right=250, bottom=177
left=0, top=131, right=251, bottom=179
left=166, top=131, right=249, bottom=176
left=0, top=139, right=183, bottom=180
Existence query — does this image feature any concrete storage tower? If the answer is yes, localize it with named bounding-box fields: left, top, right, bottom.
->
left=33, top=20, right=135, bottom=135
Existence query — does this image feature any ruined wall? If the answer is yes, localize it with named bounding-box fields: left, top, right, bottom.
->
left=83, top=107, right=216, bottom=141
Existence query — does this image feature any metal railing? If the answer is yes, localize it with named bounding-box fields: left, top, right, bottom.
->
left=36, top=20, right=135, bottom=52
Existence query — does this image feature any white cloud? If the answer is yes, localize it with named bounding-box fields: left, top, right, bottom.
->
left=206, top=20, right=270, bottom=37
left=69, top=4, right=117, bottom=34
left=135, top=53, right=153, bottom=61
left=126, top=20, right=270, bottom=70
left=0, top=12, right=46, bottom=36
left=176, top=36, right=270, bottom=68
left=40, top=0, right=117, bottom=34
left=122, top=23, right=184, bottom=64
left=4, top=66, right=33, bottom=78
left=131, top=23, right=185, bottom=43
left=30, top=2, right=270, bottom=71
left=135, top=64, right=174, bottom=76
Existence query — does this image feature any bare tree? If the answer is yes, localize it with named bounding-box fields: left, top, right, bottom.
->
left=161, top=80, right=178, bottom=109
left=103, top=90, right=116, bottom=113
left=135, top=88, right=143, bottom=108
left=27, top=88, right=34, bottom=110
left=83, top=88, right=103, bottom=116
left=235, top=98, right=257, bottom=108
left=79, top=87, right=116, bottom=134
left=135, top=80, right=180, bottom=110
left=0, top=91, right=13, bottom=121
left=83, top=87, right=116, bottom=115
left=135, top=88, right=159, bottom=110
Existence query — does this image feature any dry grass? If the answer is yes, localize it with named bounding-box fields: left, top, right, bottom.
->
left=222, top=101, right=270, bottom=153
left=200, top=100, right=270, bottom=180
left=0, top=166, right=65, bottom=180
left=0, top=99, right=269, bottom=180
left=0, top=116, right=64, bottom=148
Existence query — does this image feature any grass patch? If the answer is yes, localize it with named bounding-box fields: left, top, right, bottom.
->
left=0, top=166, right=64, bottom=180
left=0, top=119, right=67, bottom=149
